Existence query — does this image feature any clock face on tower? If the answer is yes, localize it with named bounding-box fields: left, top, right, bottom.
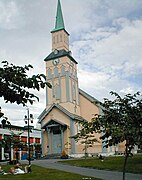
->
left=53, top=58, right=60, bottom=65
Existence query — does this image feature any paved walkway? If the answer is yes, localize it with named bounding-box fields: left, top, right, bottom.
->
left=22, top=159, right=142, bottom=180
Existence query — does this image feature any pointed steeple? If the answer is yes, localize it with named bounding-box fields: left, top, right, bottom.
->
left=52, top=0, right=65, bottom=32
left=51, top=0, right=69, bottom=51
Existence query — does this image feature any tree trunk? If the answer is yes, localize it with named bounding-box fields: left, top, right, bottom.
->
left=9, top=142, right=12, bottom=162
left=123, top=144, right=131, bottom=180
left=123, top=153, right=128, bottom=180
left=84, top=140, right=88, bottom=159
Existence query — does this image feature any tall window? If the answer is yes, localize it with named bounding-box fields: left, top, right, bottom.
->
left=47, top=69, right=52, bottom=79
left=72, top=84, right=76, bottom=101
left=54, top=67, right=59, bottom=77
left=60, top=34, right=62, bottom=42
left=61, top=65, right=65, bottom=76
left=57, top=35, right=59, bottom=43
left=55, top=84, right=60, bottom=100
left=53, top=36, right=55, bottom=44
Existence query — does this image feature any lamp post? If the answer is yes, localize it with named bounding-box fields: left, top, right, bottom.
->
left=24, top=107, right=33, bottom=166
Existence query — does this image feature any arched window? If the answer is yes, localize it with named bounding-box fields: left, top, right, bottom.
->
left=53, top=36, right=55, bottom=44
left=72, top=84, right=76, bottom=101
left=74, top=70, right=77, bottom=79
left=47, top=69, right=52, bottom=79
left=64, top=34, right=66, bottom=42
left=60, top=34, right=62, bottom=42
left=61, top=65, right=65, bottom=76
left=54, top=67, right=59, bottom=77
left=55, top=84, right=60, bottom=100
left=57, top=35, right=59, bottom=43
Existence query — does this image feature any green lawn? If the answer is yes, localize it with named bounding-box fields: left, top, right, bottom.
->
left=0, top=164, right=101, bottom=180
left=59, top=154, right=142, bottom=174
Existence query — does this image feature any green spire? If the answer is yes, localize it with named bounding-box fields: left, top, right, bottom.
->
left=52, top=0, right=65, bottom=32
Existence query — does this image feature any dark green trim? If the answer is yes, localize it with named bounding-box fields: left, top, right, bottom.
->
left=70, top=118, right=76, bottom=154
left=51, top=28, right=69, bottom=35
left=46, top=86, right=48, bottom=106
left=59, top=75, right=61, bottom=102
left=41, top=131, right=45, bottom=155
left=44, top=49, right=78, bottom=64
left=71, top=78, right=73, bottom=102
left=66, top=71, right=70, bottom=102
left=52, top=77, right=54, bottom=98
left=47, top=128, right=51, bottom=154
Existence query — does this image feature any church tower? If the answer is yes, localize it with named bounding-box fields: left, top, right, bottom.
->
left=45, top=0, right=80, bottom=115
left=38, top=0, right=107, bottom=157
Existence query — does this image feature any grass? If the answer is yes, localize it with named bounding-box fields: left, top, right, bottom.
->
left=0, top=164, right=101, bottom=180
left=59, top=154, right=142, bottom=174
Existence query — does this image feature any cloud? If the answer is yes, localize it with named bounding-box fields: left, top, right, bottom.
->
left=0, top=91, right=46, bottom=127
left=85, top=0, right=142, bottom=27
left=0, top=0, right=142, bottom=126
left=78, top=68, right=140, bottom=102
left=75, top=17, right=142, bottom=101
left=0, top=1, right=20, bottom=29
left=72, top=18, right=142, bottom=77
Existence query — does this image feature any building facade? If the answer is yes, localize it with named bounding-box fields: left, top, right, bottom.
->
left=38, top=0, right=124, bottom=157
left=0, top=124, right=41, bottom=161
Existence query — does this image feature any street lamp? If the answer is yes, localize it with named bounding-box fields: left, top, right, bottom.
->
left=24, top=108, right=34, bottom=166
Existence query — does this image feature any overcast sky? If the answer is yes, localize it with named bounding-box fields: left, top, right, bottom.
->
left=0, top=0, right=142, bottom=127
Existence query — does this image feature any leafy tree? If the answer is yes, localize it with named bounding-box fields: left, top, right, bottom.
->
left=0, top=60, right=50, bottom=162
left=0, top=131, right=26, bottom=162
left=92, top=91, right=142, bottom=180
left=72, top=121, right=99, bottom=158
left=0, top=107, right=4, bottom=118
left=72, top=91, right=142, bottom=180
left=34, top=143, right=42, bottom=159
left=1, top=116, right=11, bottom=129
left=10, top=131, right=26, bottom=149
left=0, top=109, right=26, bottom=162
left=0, top=61, right=51, bottom=106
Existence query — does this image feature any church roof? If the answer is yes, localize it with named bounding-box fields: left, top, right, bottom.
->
left=38, top=89, right=102, bottom=123
left=79, top=89, right=99, bottom=103
left=41, top=119, right=67, bottom=129
left=79, top=89, right=102, bottom=108
left=44, top=49, right=78, bottom=64
left=38, top=103, right=86, bottom=123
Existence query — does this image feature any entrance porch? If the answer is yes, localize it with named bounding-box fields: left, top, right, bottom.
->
left=42, top=119, right=67, bottom=155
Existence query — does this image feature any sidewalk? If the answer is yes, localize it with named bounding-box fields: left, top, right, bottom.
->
left=28, top=159, right=142, bottom=180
